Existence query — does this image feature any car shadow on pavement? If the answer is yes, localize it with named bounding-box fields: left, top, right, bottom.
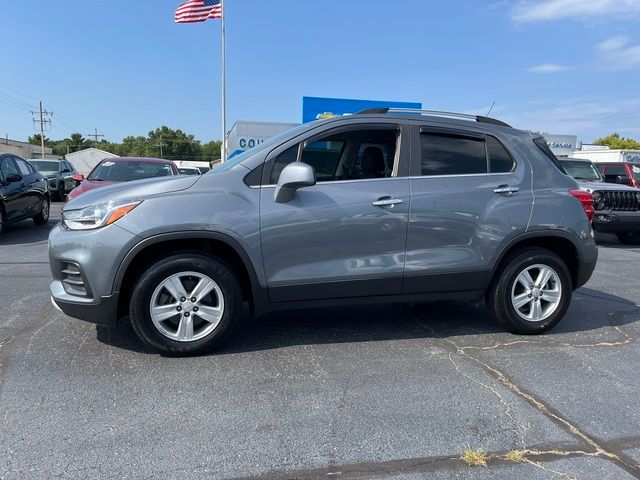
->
left=595, top=233, right=640, bottom=250
left=95, top=287, right=640, bottom=356
left=0, top=219, right=59, bottom=246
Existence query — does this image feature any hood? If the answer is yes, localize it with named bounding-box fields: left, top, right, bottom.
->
left=65, top=175, right=201, bottom=210
left=574, top=180, right=640, bottom=193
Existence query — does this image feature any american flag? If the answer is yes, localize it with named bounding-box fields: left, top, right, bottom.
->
left=175, top=0, right=223, bottom=23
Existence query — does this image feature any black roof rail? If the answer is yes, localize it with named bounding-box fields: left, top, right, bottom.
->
left=355, top=107, right=512, bottom=128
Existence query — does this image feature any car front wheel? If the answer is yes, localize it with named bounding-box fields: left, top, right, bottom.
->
left=129, top=253, right=242, bottom=355
left=487, top=248, right=572, bottom=335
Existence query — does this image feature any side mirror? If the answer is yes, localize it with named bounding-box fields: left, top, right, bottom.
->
left=6, top=173, right=22, bottom=184
left=62, top=168, right=71, bottom=173
left=72, top=173, right=84, bottom=187
left=274, top=162, right=316, bottom=203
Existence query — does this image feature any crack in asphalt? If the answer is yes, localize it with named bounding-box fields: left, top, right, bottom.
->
left=232, top=440, right=640, bottom=480
left=415, top=314, right=640, bottom=478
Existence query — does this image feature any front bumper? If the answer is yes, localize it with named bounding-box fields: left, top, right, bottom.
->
left=50, top=283, right=119, bottom=327
left=592, top=211, right=640, bottom=233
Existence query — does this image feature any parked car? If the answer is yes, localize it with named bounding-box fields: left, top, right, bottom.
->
left=30, top=159, right=78, bottom=201
left=596, top=162, right=640, bottom=189
left=178, top=167, right=201, bottom=176
left=49, top=109, right=598, bottom=355
left=560, top=158, right=640, bottom=245
left=0, top=153, right=50, bottom=234
left=67, top=157, right=179, bottom=201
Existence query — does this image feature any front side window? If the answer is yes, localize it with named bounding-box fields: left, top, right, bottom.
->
left=604, top=166, right=628, bottom=181
left=270, top=128, right=398, bottom=184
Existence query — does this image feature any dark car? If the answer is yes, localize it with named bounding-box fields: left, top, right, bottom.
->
left=560, top=158, right=640, bottom=245
left=67, top=157, right=179, bottom=201
left=30, top=159, right=79, bottom=201
left=0, top=153, right=50, bottom=234
left=597, top=162, right=640, bottom=189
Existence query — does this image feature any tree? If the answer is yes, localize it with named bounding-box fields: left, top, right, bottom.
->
left=28, top=134, right=52, bottom=147
left=594, top=133, right=640, bottom=150
left=202, top=140, right=222, bottom=162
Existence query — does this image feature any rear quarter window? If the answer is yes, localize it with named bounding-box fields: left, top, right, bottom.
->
left=533, top=137, right=567, bottom=174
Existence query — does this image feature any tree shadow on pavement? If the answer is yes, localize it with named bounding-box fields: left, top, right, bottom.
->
left=96, top=287, right=640, bottom=356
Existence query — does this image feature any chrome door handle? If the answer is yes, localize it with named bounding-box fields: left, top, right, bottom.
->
left=494, top=186, right=519, bottom=196
left=372, top=197, right=403, bottom=207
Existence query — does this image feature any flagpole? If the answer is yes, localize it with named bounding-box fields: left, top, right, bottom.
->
left=220, top=1, right=227, bottom=163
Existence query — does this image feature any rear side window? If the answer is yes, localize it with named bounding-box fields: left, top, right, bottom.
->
left=15, top=158, right=32, bottom=176
left=419, top=133, right=514, bottom=176
left=487, top=136, right=515, bottom=173
left=420, top=133, right=486, bottom=176
left=533, top=137, right=566, bottom=174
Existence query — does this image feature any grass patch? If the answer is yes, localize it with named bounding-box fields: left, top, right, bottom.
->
left=505, top=450, right=526, bottom=463
left=461, top=447, right=488, bottom=467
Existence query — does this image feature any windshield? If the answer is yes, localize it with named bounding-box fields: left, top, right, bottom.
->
left=89, top=161, right=174, bottom=181
left=560, top=160, right=602, bottom=181
left=31, top=161, right=59, bottom=172
left=212, top=124, right=309, bottom=173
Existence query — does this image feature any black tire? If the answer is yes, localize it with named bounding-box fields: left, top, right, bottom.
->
left=129, top=253, right=242, bottom=355
left=0, top=202, right=6, bottom=234
left=486, top=248, right=572, bottom=335
left=616, top=231, right=640, bottom=245
left=33, top=196, right=50, bottom=225
left=55, top=183, right=65, bottom=202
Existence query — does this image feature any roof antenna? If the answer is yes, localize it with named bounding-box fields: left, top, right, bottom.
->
left=486, top=101, right=496, bottom=117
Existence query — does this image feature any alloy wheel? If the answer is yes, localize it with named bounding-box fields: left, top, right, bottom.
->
left=510, top=264, right=562, bottom=323
left=149, top=271, right=225, bottom=342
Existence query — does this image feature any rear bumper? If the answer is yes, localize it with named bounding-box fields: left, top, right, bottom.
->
left=50, top=281, right=119, bottom=328
left=593, top=211, right=640, bottom=233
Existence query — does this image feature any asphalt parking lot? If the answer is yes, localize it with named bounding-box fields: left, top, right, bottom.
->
left=1, top=203, right=639, bottom=479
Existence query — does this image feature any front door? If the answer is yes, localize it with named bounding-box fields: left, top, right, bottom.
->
left=259, top=124, right=410, bottom=302
left=0, top=156, right=25, bottom=221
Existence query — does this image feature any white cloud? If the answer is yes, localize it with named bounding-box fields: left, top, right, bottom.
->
left=595, top=35, right=640, bottom=70
left=511, top=0, right=640, bottom=23
left=465, top=99, right=640, bottom=142
left=528, top=63, right=573, bottom=73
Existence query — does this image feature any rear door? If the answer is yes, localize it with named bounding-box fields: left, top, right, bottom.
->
left=259, top=122, right=411, bottom=302
left=404, top=125, right=533, bottom=294
left=0, top=156, right=25, bottom=220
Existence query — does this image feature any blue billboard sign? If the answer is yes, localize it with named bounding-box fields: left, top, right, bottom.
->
left=302, top=97, right=422, bottom=123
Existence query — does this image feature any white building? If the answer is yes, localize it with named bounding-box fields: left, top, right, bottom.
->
left=65, top=148, right=119, bottom=175
left=543, top=134, right=579, bottom=158
left=227, top=121, right=298, bottom=159
left=572, top=148, right=640, bottom=164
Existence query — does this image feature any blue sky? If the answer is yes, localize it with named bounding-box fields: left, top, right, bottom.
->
left=1, top=0, right=639, bottom=144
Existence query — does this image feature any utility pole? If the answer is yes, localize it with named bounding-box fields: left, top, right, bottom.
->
left=156, top=136, right=167, bottom=158
left=31, top=101, right=53, bottom=159
left=88, top=128, right=104, bottom=147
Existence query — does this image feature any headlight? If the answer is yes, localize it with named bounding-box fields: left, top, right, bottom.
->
left=62, top=200, right=142, bottom=230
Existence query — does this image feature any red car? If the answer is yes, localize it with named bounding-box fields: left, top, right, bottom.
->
left=597, top=162, right=640, bottom=189
left=68, top=157, right=179, bottom=201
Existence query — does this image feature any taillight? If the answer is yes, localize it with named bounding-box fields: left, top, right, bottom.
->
left=569, top=189, right=594, bottom=222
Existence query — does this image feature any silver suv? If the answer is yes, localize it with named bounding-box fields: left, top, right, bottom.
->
left=49, top=109, right=598, bottom=355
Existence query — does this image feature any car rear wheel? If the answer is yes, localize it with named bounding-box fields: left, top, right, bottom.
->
left=129, top=253, right=242, bottom=355
left=33, top=197, right=50, bottom=225
left=616, top=231, right=640, bottom=245
left=487, top=248, right=572, bottom=335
